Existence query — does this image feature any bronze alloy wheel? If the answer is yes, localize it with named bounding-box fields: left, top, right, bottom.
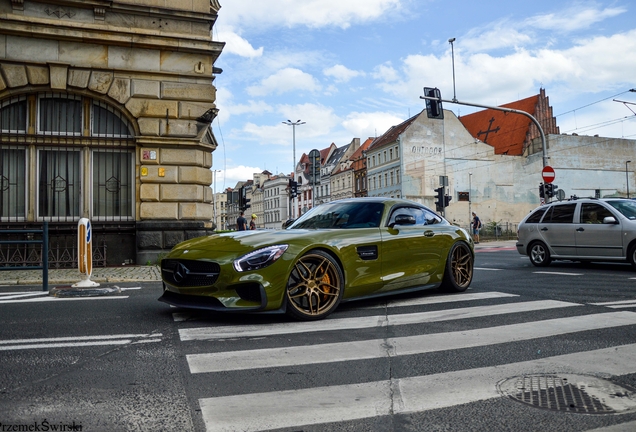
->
left=285, top=250, right=344, bottom=320
left=441, top=242, right=473, bottom=292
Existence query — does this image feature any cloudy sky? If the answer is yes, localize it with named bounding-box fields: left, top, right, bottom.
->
left=209, top=0, right=636, bottom=189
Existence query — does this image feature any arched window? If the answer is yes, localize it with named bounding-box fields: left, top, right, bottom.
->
left=0, top=93, right=135, bottom=222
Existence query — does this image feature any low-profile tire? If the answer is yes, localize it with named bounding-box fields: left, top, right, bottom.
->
left=628, top=244, right=636, bottom=271
left=285, top=250, right=344, bottom=321
left=528, top=241, right=551, bottom=267
left=440, top=242, right=473, bottom=293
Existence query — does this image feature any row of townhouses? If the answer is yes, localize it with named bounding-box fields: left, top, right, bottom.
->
left=222, top=89, right=635, bottom=232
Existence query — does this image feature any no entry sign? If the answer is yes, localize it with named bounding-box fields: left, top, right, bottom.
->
left=542, top=165, right=555, bottom=184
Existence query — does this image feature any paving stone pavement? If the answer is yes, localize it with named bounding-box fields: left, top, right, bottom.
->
left=0, top=240, right=517, bottom=286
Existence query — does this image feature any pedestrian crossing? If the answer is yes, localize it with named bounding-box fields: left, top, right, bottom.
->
left=174, top=291, right=636, bottom=432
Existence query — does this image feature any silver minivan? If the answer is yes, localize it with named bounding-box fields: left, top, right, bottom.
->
left=516, top=198, right=636, bottom=268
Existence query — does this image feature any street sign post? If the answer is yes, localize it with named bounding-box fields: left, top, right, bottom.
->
left=542, top=166, right=555, bottom=184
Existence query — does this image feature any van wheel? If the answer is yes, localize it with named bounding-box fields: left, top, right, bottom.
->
left=528, top=241, right=551, bottom=267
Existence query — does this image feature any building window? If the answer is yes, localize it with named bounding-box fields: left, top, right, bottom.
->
left=0, top=148, right=26, bottom=220
left=1, top=93, right=135, bottom=222
left=390, top=148, right=393, bottom=160
left=38, top=149, right=81, bottom=219
left=0, top=96, right=27, bottom=133
left=38, top=95, right=82, bottom=135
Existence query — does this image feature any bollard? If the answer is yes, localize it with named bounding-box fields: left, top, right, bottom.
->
left=72, top=218, right=100, bottom=288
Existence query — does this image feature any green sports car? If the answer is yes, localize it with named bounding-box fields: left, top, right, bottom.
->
left=159, top=197, right=474, bottom=321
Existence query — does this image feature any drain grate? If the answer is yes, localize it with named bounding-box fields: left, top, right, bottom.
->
left=497, top=374, right=636, bottom=414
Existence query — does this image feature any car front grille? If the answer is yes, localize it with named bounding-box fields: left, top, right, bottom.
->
left=161, top=259, right=220, bottom=287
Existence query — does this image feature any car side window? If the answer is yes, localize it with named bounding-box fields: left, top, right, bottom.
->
left=544, top=203, right=576, bottom=223
left=580, top=203, right=614, bottom=224
left=388, top=207, right=435, bottom=226
left=525, top=207, right=547, bottom=223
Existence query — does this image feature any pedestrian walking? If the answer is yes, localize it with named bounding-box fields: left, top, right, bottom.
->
left=237, top=211, right=247, bottom=231
left=471, top=212, right=482, bottom=244
left=249, top=214, right=257, bottom=230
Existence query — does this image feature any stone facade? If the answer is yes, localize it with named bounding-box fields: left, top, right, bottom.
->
left=0, top=0, right=224, bottom=264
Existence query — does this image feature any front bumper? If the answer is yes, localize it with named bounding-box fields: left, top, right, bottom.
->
left=159, top=287, right=269, bottom=312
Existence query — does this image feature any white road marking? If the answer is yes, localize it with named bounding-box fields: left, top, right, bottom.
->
left=0, top=292, right=49, bottom=300
left=533, top=271, right=583, bottom=276
left=179, top=300, right=579, bottom=341
left=590, top=300, right=636, bottom=309
left=187, top=311, right=636, bottom=373
left=474, top=267, right=503, bottom=271
left=364, top=291, right=517, bottom=309
left=118, top=286, right=142, bottom=291
left=0, top=296, right=128, bottom=305
left=199, top=343, right=636, bottom=432
left=0, top=333, right=162, bottom=351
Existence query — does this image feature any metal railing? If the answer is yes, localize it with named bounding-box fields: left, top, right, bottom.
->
left=0, top=222, right=49, bottom=291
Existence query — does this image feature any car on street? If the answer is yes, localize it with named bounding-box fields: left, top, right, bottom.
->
left=516, top=198, right=636, bottom=268
left=159, top=197, right=474, bottom=320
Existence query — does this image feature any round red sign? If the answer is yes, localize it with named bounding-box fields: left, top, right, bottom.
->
left=542, top=165, right=555, bottom=184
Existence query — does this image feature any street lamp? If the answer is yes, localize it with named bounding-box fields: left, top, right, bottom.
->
left=282, top=119, right=306, bottom=218
left=627, top=160, right=632, bottom=198
left=448, top=37, right=457, bottom=102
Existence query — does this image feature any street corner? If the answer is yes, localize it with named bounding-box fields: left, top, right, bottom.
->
left=49, top=284, right=123, bottom=298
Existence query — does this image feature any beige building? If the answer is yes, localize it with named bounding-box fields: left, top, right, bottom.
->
left=0, top=0, right=224, bottom=265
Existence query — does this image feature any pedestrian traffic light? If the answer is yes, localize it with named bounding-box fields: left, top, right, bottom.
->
left=434, top=187, right=444, bottom=212
left=444, top=194, right=452, bottom=207
left=423, top=87, right=444, bottom=119
left=539, top=184, right=545, bottom=199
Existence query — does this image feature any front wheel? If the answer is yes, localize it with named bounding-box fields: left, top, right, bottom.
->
left=440, top=242, right=473, bottom=293
left=285, top=250, right=344, bottom=321
left=628, top=244, right=636, bottom=270
left=528, top=241, right=551, bottom=267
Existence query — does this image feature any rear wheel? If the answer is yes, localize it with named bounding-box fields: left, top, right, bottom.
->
left=440, top=242, right=473, bottom=292
left=285, top=250, right=344, bottom=321
left=528, top=241, right=551, bottom=267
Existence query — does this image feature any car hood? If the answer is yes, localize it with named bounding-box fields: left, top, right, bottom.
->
left=169, top=229, right=319, bottom=256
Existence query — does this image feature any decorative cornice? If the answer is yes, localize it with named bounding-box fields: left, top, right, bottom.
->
left=44, top=6, right=76, bottom=19
left=210, top=0, right=222, bottom=13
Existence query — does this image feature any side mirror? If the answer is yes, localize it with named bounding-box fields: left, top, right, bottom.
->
left=603, top=216, right=618, bottom=224
left=282, top=219, right=296, bottom=229
left=389, top=214, right=416, bottom=228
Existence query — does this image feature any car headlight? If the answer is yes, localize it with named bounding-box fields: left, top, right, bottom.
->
left=233, top=245, right=289, bottom=272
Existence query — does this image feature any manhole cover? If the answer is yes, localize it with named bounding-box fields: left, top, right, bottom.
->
left=497, top=374, right=636, bottom=414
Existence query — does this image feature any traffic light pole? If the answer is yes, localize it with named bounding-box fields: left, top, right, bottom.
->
left=420, top=95, right=549, bottom=168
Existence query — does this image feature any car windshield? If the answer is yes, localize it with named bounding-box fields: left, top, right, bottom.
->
left=607, top=200, right=636, bottom=220
left=289, top=202, right=385, bottom=229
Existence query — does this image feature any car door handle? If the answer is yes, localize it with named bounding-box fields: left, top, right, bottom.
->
left=424, top=231, right=435, bottom=237
left=576, top=227, right=585, bottom=232
left=540, top=227, right=548, bottom=231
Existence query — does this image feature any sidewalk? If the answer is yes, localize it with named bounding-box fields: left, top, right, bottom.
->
left=0, top=240, right=517, bottom=287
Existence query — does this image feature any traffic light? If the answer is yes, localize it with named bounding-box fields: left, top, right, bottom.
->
left=550, top=184, right=558, bottom=198
left=243, top=197, right=251, bottom=210
left=289, top=180, right=298, bottom=198
left=444, top=194, right=452, bottom=207
left=434, top=187, right=444, bottom=212
left=424, top=87, right=444, bottom=119
left=545, top=183, right=556, bottom=198
left=539, top=184, right=545, bottom=199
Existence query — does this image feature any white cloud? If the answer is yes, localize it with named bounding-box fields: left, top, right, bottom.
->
left=246, top=68, right=321, bottom=96
left=526, top=5, right=626, bottom=32
left=218, top=166, right=265, bottom=189
left=323, top=64, right=365, bottom=82
left=218, top=0, right=403, bottom=30
left=216, top=27, right=264, bottom=58
left=372, top=62, right=400, bottom=82
left=342, top=111, right=407, bottom=138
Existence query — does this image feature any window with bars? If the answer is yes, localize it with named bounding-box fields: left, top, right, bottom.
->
left=0, top=93, right=135, bottom=222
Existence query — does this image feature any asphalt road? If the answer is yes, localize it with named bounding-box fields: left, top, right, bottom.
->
left=2, top=248, right=636, bottom=432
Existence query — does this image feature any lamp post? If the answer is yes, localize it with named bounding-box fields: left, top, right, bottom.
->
left=282, top=119, right=305, bottom=218
left=448, top=37, right=457, bottom=102
left=468, top=172, right=472, bottom=229
left=627, top=160, right=632, bottom=198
